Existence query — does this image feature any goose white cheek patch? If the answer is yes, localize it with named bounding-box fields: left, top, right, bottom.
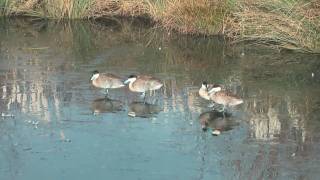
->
left=209, top=87, right=221, bottom=94
left=124, top=77, right=136, bottom=84
left=129, top=77, right=137, bottom=82
left=91, top=74, right=99, bottom=80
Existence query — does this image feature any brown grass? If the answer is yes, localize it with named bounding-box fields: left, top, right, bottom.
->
left=155, top=0, right=231, bottom=35
left=226, top=0, right=320, bottom=53
left=0, top=0, right=319, bottom=53
left=88, top=0, right=148, bottom=18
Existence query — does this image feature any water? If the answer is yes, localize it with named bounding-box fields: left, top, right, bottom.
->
left=1, top=18, right=320, bottom=180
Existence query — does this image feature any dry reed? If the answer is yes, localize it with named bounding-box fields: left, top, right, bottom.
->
left=0, top=0, right=319, bottom=53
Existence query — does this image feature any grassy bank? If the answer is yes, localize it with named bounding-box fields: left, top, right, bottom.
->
left=1, top=0, right=319, bottom=53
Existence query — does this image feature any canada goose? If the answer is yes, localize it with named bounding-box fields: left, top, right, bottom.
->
left=90, top=70, right=125, bottom=95
left=199, top=82, right=223, bottom=107
left=91, top=98, right=124, bottom=115
left=199, top=110, right=238, bottom=136
left=124, top=75, right=163, bottom=97
left=208, top=86, right=243, bottom=112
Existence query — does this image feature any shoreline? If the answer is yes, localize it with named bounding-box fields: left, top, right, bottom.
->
left=1, top=0, right=319, bottom=53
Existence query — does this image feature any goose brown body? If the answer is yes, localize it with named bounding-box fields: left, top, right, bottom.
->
left=126, top=75, right=163, bottom=93
left=91, top=72, right=125, bottom=89
left=209, top=91, right=243, bottom=107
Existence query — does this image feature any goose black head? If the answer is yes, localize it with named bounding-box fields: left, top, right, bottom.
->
left=128, top=74, right=137, bottom=78
left=91, top=70, right=100, bottom=81
left=124, top=74, right=138, bottom=84
left=202, top=81, right=208, bottom=89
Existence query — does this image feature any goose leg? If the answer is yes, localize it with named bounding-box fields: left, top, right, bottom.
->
left=153, top=98, right=158, bottom=104
left=105, top=89, right=109, bottom=98
left=222, top=105, right=226, bottom=118
left=143, top=96, right=146, bottom=104
left=140, top=92, right=146, bottom=103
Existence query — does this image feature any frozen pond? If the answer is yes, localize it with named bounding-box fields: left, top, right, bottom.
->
left=1, top=18, right=320, bottom=180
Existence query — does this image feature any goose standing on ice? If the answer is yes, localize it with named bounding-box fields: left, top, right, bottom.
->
left=90, top=70, right=125, bottom=96
left=124, top=75, right=163, bottom=99
left=207, top=85, right=243, bottom=112
left=199, top=81, right=223, bottom=107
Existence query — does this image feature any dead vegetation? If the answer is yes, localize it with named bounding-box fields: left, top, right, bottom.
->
left=0, top=0, right=319, bottom=53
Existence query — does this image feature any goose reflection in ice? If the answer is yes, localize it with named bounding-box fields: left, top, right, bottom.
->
left=199, top=110, right=239, bottom=135
left=128, top=102, right=162, bottom=118
left=91, top=98, right=124, bottom=115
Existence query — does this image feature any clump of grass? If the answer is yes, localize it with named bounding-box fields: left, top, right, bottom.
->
left=147, top=0, right=235, bottom=35
left=0, top=0, right=21, bottom=16
left=0, top=0, right=42, bottom=17
left=0, top=0, right=93, bottom=19
left=88, top=0, right=148, bottom=18
left=42, top=0, right=93, bottom=19
left=226, top=0, right=320, bottom=53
